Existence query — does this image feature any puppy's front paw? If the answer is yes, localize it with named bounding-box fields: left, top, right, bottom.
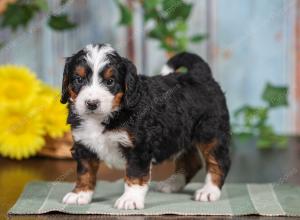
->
left=194, top=184, right=221, bottom=202
left=114, top=193, right=145, bottom=210
left=62, top=191, right=93, bottom=205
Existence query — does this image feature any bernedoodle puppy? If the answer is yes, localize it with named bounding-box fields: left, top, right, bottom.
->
left=60, top=43, right=231, bottom=210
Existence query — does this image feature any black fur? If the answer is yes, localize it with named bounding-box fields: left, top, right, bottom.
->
left=71, top=142, right=98, bottom=161
left=71, top=142, right=99, bottom=175
left=62, top=45, right=231, bottom=188
left=108, top=53, right=230, bottom=184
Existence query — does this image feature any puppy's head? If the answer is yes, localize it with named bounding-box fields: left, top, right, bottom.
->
left=61, top=44, right=138, bottom=118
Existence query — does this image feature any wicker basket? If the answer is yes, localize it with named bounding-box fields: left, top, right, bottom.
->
left=38, top=132, right=73, bottom=159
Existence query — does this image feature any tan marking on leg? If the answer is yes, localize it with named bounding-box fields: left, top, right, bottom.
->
left=124, top=175, right=150, bottom=186
left=197, top=139, right=223, bottom=187
left=124, top=164, right=151, bottom=186
left=73, top=159, right=99, bottom=193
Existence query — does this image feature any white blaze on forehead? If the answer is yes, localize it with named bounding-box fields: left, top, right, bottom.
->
left=85, top=44, right=115, bottom=86
left=85, top=44, right=115, bottom=77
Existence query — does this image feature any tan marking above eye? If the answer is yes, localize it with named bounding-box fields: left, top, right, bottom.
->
left=75, top=66, right=86, bottom=77
left=103, top=67, right=114, bottom=80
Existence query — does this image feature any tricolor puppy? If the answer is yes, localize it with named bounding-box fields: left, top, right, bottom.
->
left=61, top=43, right=231, bottom=210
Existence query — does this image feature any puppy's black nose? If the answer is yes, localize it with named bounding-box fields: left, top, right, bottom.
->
left=85, top=100, right=100, bottom=110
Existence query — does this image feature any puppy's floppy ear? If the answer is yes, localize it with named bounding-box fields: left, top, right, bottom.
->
left=60, top=57, right=71, bottom=104
left=122, top=57, right=140, bottom=108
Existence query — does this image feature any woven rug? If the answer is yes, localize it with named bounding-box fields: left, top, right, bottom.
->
left=8, top=180, right=300, bottom=216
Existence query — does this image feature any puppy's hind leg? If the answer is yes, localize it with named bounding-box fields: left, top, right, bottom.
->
left=156, top=146, right=203, bottom=193
left=195, top=137, right=231, bottom=202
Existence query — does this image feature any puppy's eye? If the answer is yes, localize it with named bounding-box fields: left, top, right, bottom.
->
left=75, top=77, right=83, bottom=84
left=105, top=78, right=115, bottom=87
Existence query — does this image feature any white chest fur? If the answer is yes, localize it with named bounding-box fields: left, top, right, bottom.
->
left=72, top=117, right=132, bottom=170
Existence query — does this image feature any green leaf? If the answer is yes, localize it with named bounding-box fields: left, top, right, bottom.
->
left=233, top=132, right=254, bottom=141
left=159, top=41, right=175, bottom=52
left=114, top=0, right=132, bottom=25
left=176, top=35, right=188, bottom=51
left=234, top=105, right=259, bottom=121
left=232, top=82, right=289, bottom=150
left=178, top=3, right=192, bottom=20
left=190, top=34, right=207, bottom=42
left=32, top=0, right=48, bottom=11
left=162, top=0, right=179, bottom=11
left=234, top=105, right=248, bottom=117
left=166, top=2, right=192, bottom=20
left=233, top=105, right=270, bottom=136
left=257, top=137, right=273, bottom=149
left=258, top=125, right=274, bottom=137
left=262, top=82, right=288, bottom=108
left=1, top=3, right=38, bottom=30
left=148, top=23, right=169, bottom=39
left=175, top=21, right=187, bottom=32
left=162, top=0, right=184, bottom=15
left=48, top=14, right=76, bottom=31
left=143, top=0, right=160, bottom=10
left=275, top=135, right=288, bottom=149
left=148, top=29, right=161, bottom=39
left=144, top=8, right=161, bottom=21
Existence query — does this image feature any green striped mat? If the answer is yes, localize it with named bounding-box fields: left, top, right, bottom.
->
left=9, top=180, right=300, bottom=216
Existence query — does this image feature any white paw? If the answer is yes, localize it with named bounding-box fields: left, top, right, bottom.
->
left=194, top=184, right=221, bottom=202
left=114, top=193, right=145, bottom=210
left=156, top=174, right=186, bottom=193
left=114, top=184, right=148, bottom=210
left=62, top=191, right=93, bottom=205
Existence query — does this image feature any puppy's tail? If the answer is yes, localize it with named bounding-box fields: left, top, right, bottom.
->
left=161, top=52, right=211, bottom=76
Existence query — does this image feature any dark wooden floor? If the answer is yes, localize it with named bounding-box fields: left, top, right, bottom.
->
left=1, top=137, right=300, bottom=220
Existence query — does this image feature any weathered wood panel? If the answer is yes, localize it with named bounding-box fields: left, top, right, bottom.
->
left=209, top=0, right=295, bottom=134
left=0, top=0, right=125, bottom=87
left=0, top=0, right=297, bottom=134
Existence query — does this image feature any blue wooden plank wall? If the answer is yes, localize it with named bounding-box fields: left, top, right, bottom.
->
left=0, top=0, right=125, bottom=87
left=0, top=0, right=296, bottom=134
left=209, top=0, right=295, bottom=134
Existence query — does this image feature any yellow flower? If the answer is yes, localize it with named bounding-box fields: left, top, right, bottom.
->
left=0, top=65, right=70, bottom=160
left=0, top=105, right=45, bottom=160
left=38, top=84, right=70, bottom=138
left=0, top=65, right=41, bottom=108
